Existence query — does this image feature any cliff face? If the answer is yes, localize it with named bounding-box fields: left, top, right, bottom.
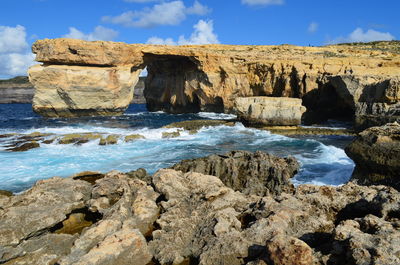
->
left=0, top=76, right=34, bottom=104
left=29, top=39, right=400, bottom=127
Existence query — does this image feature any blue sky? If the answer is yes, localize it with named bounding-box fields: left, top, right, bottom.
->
left=0, top=0, right=399, bottom=78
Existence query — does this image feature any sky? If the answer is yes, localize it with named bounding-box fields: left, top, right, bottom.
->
left=0, top=0, right=399, bottom=78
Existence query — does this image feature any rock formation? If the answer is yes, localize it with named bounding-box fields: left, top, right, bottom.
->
left=234, top=97, right=306, bottom=126
left=0, top=76, right=34, bottom=104
left=171, top=150, right=299, bottom=196
left=29, top=39, right=400, bottom=128
left=345, top=122, right=400, bottom=189
left=2, top=165, right=400, bottom=265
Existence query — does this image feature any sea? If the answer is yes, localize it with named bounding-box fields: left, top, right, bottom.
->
left=0, top=104, right=355, bottom=193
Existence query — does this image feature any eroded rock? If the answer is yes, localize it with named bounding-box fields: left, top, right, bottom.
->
left=171, top=150, right=299, bottom=196
left=234, top=97, right=306, bottom=126
left=29, top=39, right=400, bottom=128
left=345, top=122, right=400, bottom=189
left=0, top=171, right=159, bottom=265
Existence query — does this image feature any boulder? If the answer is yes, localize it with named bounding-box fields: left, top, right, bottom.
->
left=234, top=97, right=306, bottom=126
left=171, top=150, right=299, bottom=196
left=345, top=122, right=400, bottom=189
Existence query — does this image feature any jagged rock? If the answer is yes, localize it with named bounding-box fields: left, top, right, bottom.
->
left=234, top=97, right=306, bottom=126
left=163, top=119, right=236, bottom=131
left=171, top=150, right=299, bottom=196
left=99, top=135, right=119, bottom=145
left=149, top=169, right=400, bottom=265
left=345, top=122, right=400, bottom=189
left=29, top=39, right=400, bottom=128
left=0, top=171, right=158, bottom=265
left=124, top=134, right=145, bottom=142
left=5, top=141, right=40, bottom=152
left=58, top=133, right=102, bottom=144
left=161, top=131, right=180, bottom=138
left=265, top=235, right=316, bottom=265
left=0, top=177, right=92, bottom=247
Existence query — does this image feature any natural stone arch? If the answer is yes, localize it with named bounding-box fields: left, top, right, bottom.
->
left=28, top=38, right=400, bottom=129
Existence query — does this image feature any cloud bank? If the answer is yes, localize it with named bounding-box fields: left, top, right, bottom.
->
left=63, top=26, right=118, bottom=41
left=329, top=28, right=395, bottom=44
left=0, top=25, right=35, bottom=78
left=102, top=1, right=210, bottom=28
left=147, top=19, right=219, bottom=45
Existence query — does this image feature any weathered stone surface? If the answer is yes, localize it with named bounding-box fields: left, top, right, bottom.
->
left=5, top=141, right=40, bottom=152
left=265, top=235, right=315, bottom=265
left=58, top=133, right=102, bottom=144
left=2, top=164, right=400, bottom=264
left=29, top=39, right=400, bottom=127
left=0, top=171, right=158, bottom=265
left=124, top=134, right=145, bottom=142
left=29, top=64, right=141, bottom=117
left=149, top=169, right=400, bottom=265
left=234, top=97, right=306, bottom=126
left=161, top=131, right=180, bottom=138
left=345, top=122, right=400, bottom=189
left=99, top=135, right=119, bottom=145
left=171, top=150, right=299, bottom=196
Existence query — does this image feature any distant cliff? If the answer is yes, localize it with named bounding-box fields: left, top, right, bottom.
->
left=0, top=76, right=34, bottom=103
left=0, top=76, right=146, bottom=104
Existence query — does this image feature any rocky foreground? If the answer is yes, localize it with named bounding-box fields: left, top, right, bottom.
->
left=1, top=148, right=400, bottom=265
left=29, top=39, right=400, bottom=129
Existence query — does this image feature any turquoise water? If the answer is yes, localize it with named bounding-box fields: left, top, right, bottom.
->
left=0, top=104, right=355, bottom=192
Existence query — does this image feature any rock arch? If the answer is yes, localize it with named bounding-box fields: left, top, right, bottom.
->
left=28, top=38, right=400, bottom=128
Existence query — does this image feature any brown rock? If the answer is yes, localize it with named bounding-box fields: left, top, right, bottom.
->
left=124, top=134, right=145, bottom=142
left=29, top=39, right=400, bottom=128
left=6, top=141, right=40, bottom=152
left=265, top=235, right=315, bottom=265
left=171, top=150, right=299, bottom=196
left=234, top=97, right=306, bottom=126
left=345, top=122, right=400, bottom=189
left=99, top=135, right=119, bottom=145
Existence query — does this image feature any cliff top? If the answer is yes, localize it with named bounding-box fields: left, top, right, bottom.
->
left=32, top=38, right=400, bottom=68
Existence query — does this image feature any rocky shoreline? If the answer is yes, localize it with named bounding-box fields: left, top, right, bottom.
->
left=1, top=144, right=399, bottom=264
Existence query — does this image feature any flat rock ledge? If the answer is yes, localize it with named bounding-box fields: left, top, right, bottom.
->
left=345, top=122, right=400, bottom=190
left=1, top=151, right=400, bottom=264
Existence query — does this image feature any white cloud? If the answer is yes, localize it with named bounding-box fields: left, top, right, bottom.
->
left=147, top=19, right=219, bottom=45
left=102, top=1, right=210, bottom=28
left=0, top=25, right=29, bottom=53
left=63, top=26, right=118, bottom=41
left=186, top=1, right=211, bottom=15
left=0, top=25, right=35, bottom=78
left=329, top=28, right=395, bottom=44
left=242, top=0, right=284, bottom=6
left=308, top=22, right=318, bottom=33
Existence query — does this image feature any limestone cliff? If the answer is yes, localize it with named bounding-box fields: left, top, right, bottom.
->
left=29, top=39, right=400, bottom=127
left=0, top=76, right=34, bottom=104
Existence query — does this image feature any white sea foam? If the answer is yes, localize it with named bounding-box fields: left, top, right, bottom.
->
left=197, top=112, right=237, bottom=120
left=0, top=117, right=355, bottom=192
